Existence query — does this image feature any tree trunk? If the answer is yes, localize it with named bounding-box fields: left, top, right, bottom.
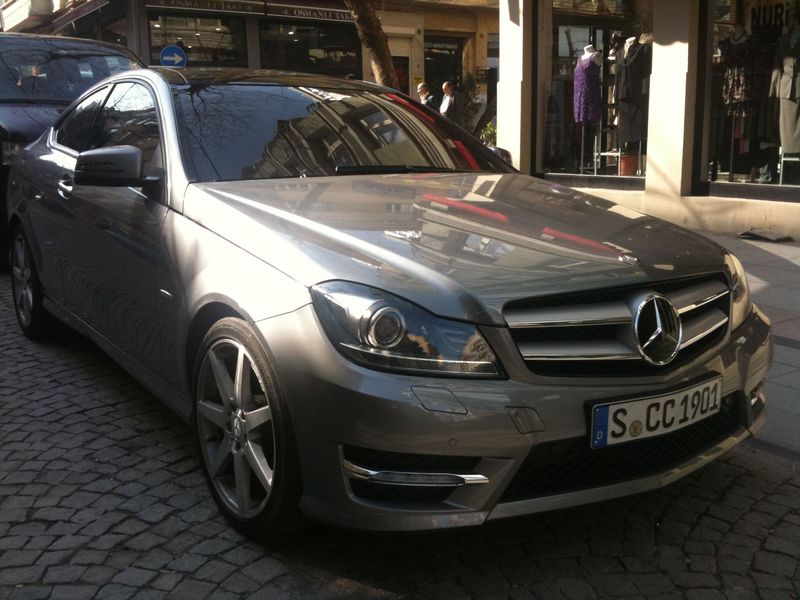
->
left=342, top=0, right=399, bottom=89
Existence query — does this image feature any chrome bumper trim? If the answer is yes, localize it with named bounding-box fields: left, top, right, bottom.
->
left=342, top=459, right=489, bottom=487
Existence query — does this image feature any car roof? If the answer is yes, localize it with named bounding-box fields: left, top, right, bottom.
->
left=0, top=32, right=142, bottom=63
left=149, top=67, right=382, bottom=91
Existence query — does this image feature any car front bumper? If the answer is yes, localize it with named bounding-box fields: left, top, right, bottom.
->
left=255, top=303, right=772, bottom=532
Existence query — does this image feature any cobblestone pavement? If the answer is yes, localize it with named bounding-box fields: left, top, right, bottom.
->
left=1, top=272, right=799, bottom=600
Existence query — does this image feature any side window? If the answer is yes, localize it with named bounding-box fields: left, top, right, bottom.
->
left=88, top=82, right=162, bottom=174
left=55, top=87, right=110, bottom=152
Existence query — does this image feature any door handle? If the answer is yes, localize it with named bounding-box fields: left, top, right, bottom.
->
left=57, top=175, right=73, bottom=199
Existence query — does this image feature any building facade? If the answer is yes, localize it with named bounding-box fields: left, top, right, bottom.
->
left=498, top=0, right=800, bottom=237
left=0, top=0, right=498, bottom=124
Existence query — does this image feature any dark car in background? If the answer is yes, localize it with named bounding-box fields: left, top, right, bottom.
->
left=6, top=68, right=772, bottom=539
left=0, top=33, right=141, bottom=260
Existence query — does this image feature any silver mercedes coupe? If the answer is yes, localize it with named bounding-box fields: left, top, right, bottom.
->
left=6, top=68, right=773, bottom=538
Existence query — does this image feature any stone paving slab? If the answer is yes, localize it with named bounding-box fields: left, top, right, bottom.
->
left=1, top=273, right=799, bottom=600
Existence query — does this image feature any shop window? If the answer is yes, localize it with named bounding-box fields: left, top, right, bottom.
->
left=552, top=0, right=624, bottom=15
left=707, top=1, right=800, bottom=187
left=259, top=21, right=361, bottom=78
left=544, top=3, right=653, bottom=179
left=149, top=13, right=247, bottom=67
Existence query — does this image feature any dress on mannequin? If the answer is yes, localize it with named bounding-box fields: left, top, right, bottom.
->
left=574, top=45, right=602, bottom=124
left=613, top=36, right=652, bottom=145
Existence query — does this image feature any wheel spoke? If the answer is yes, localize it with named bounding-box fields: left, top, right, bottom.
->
left=233, top=348, right=253, bottom=409
left=234, top=451, right=252, bottom=512
left=208, top=347, right=236, bottom=408
left=245, top=405, right=272, bottom=434
left=244, top=441, right=273, bottom=493
left=197, top=399, right=228, bottom=429
left=209, top=437, right=233, bottom=478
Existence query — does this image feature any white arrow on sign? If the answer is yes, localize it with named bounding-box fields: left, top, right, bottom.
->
left=162, top=53, right=184, bottom=64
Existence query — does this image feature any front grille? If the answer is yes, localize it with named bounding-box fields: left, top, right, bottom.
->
left=349, top=480, right=454, bottom=503
left=499, top=393, right=742, bottom=503
left=504, top=275, right=731, bottom=377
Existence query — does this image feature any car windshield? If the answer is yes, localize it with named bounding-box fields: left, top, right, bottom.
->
left=172, top=83, right=512, bottom=182
left=0, top=39, right=139, bottom=104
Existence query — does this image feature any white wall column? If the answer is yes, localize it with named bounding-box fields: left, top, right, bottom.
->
left=645, top=0, right=699, bottom=197
left=497, top=0, right=534, bottom=173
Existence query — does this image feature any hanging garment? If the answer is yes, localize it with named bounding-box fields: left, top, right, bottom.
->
left=614, top=41, right=652, bottom=145
left=720, top=35, right=756, bottom=117
left=769, top=27, right=800, bottom=152
left=573, top=54, right=602, bottom=124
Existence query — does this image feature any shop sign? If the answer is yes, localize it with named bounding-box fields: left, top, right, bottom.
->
left=425, top=40, right=460, bottom=52
left=266, top=3, right=352, bottom=22
left=145, top=0, right=266, bottom=14
left=748, top=1, right=797, bottom=28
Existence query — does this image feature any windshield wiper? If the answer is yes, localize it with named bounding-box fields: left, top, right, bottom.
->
left=334, top=165, right=466, bottom=176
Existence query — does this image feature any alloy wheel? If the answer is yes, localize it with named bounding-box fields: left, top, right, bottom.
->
left=196, top=339, right=277, bottom=519
left=11, top=232, right=35, bottom=327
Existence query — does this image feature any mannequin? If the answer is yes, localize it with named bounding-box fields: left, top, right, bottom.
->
left=574, top=44, right=602, bottom=124
left=574, top=43, right=603, bottom=171
left=614, top=33, right=652, bottom=147
left=769, top=14, right=800, bottom=155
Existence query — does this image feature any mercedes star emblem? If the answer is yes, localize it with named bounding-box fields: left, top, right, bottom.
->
left=634, top=294, right=683, bottom=365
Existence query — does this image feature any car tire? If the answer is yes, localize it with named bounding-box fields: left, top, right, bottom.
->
left=193, top=317, right=304, bottom=539
left=9, top=224, right=54, bottom=339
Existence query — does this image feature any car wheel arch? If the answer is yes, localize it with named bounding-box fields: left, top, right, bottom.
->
left=184, top=301, right=244, bottom=396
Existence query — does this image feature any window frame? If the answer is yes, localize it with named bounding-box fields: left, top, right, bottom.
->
left=49, top=78, right=169, bottom=204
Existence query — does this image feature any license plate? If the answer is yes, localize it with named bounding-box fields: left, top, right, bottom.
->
left=590, top=378, right=723, bottom=449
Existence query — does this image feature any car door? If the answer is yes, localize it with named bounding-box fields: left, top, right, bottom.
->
left=28, top=85, right=112, bottom=306
left=58, top=81, right=169, bottom=372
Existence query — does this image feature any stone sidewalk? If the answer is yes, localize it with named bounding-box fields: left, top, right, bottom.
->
left=704, top=233, right=800, bottom=456
left=1, top=248, right=799, bottom=599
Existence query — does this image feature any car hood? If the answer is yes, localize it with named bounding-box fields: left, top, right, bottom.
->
left=187, top=173, right=729, bottom=325
left=0, top=103, right=63, bottom=141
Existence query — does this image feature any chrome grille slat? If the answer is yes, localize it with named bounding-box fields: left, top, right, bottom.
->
left=667, top=280, right=729, bottom=314
left=519, top=340, right=639, bottom=361
left=505, top=276, right=732, bottom=376
left=680, top=308, right=729, bottom=349
left=505, top=301, right=631, bottom=329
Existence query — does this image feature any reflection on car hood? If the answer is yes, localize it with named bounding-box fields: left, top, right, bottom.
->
left=0, top=103, right=63, bottom=141
left=188, top=173, right=728, bottom=324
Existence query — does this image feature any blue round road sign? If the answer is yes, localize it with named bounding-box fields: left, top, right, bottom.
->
left=160, top=45, right=187, bottom=68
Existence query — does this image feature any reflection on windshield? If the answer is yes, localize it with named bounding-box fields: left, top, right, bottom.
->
left=173, top=83, right=509, bottom=182
left=0, top=40, right=139, bottom=103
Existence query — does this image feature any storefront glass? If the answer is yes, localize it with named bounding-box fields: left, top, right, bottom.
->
left=544, top=1, right=653, bottom=178
left=148, top=13, right=247, bottom=67
left=259, top=20, right=361, bottom=78
left=708, top=0, right=800, bottom=187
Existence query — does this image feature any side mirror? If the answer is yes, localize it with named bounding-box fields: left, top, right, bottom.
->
left=74, top=145, right=142, bottom=187
left=488, top=146, right=513, bottom=165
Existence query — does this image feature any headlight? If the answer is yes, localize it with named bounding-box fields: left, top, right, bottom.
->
left=311, top=281, right=502, bottom=378
left=2, top=141, right=27, bottom=166
left=726, top=253, right=752, bottom=330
